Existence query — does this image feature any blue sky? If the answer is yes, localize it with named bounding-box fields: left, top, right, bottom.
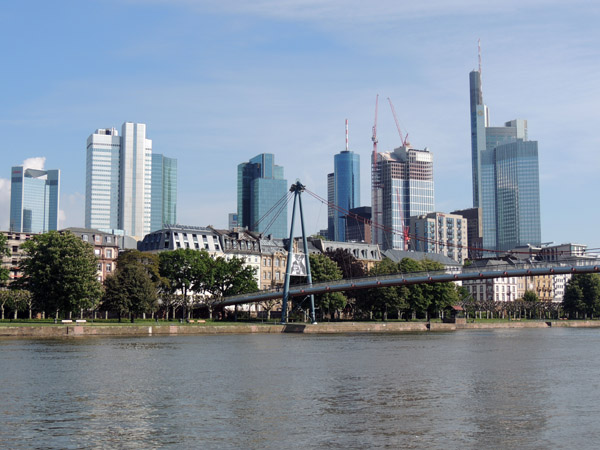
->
left=1, top=0, right=599, bottom=251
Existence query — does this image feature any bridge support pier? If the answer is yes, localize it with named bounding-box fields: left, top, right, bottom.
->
left=281, top=181, right=316, bottom=324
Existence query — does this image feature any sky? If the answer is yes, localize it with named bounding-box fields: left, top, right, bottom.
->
left=1, top=0, right=599, bottom=251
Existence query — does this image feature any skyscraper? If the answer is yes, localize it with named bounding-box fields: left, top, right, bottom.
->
left=86, top=128, right=120, bottom=231
left=470, top=67, right=541, bottom=252
left=326, top=172, right=335, bottom=240
left=237, top=153, right=287, bottom=238
left=372, top=145, right=434, bottom=250
left=151, top=154, right=177, bottom=231
left=85, top=123, right=177, bottom=238
left=333, top=120, right=360, bottom=242
left=10, top=165, right=60, bottom=233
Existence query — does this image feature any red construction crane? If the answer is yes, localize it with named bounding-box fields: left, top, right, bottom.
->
left=387, top=97, right=409, bottom=147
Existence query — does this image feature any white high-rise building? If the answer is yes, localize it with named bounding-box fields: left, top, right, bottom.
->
left=85, top=128, right=120, bottom=231
left=120, top=122, right=152, bottom=238
left=85, top=122, right=174, bottom=239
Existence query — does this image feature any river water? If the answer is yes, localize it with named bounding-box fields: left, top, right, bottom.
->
left=1, top=328, right=599, bottom=449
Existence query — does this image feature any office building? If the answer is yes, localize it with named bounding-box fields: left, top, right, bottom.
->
left=327, top=172, right=334, bottom=240
left=85, top=128, right=120, bottom=231
left=409, top=212, right=468, bottom=264
left=85, top=123, right=177, bottom=239
left=237, top=153, right=287, bottom=238
left=346, top=206, right=371, bottom=243
left=470, top=68, right=541, bottom=252
left=372, top=145, right=434, bottom=250
left=151, top=154, right=177, bottom=231
left=228, top=213, right=239, bottom=230
left=9, top=166, right=60, bottom=233
left=332, top=121, right=360, bottom=241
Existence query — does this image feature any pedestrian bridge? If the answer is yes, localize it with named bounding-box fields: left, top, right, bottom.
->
left=214, top=260, right=600, bottom=308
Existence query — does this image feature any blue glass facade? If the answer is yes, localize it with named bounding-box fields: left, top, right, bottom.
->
left=333, top=151, right=360, bottom=241
left=151, top=154, right=178, bottom=231
left=470, top=69, right=541, bottom=252
left=237, top=153, right=287, bottom=238
left=10, top=166, right=60, bottom=233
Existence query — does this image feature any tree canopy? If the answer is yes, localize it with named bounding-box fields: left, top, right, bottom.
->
left=103, top=263, right=158, bottom=322
left=19, top=231, right=103, bottom=317
left=0, top=233, right=10, bottom=286
left=563, top=273, right=600, bottom=318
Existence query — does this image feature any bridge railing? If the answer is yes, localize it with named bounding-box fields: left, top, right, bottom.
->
left=224, top=257, right=599, bottom=303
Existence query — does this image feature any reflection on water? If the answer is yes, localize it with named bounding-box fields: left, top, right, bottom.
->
left=1, top=329, right=600, bottom=449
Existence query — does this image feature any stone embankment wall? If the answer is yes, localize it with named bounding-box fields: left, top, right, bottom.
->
left=1, top=320, right=600, bottom=337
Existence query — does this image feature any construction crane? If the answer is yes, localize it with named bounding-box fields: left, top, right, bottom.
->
left=387, top=97, right=409, bottom=147
left=371, top=95, right=381, bottom=246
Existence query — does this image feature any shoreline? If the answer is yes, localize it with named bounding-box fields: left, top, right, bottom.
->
left=1, top=320, right=599, bottom=337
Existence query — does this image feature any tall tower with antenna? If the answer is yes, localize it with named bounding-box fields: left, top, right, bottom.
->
left=333, top=119, right=360, bottom=242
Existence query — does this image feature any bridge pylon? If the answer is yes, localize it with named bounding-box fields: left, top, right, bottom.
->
left=281, top=181, right=317, bottom=324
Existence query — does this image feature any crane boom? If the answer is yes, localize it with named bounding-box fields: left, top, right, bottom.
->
left=387, top=97, right=409, bottom=147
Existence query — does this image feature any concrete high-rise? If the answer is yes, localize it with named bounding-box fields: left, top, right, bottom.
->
left=333, top=121, right=360, bottom=242
left=10, top=165, right=60, bottom=233
left=86, top=128, right=120, bottom=231
left=237, top=153, right=287, bottom=238
left=372, top=145, right=434, bottom=250
left=470, top=67, right=541, bottom=252
left=85, top=123, right=177, bottom=238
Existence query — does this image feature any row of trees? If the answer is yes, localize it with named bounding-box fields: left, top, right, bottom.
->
left=1, top=231, right=258, bottom=321
left=295, top=252, right=463, bottom=321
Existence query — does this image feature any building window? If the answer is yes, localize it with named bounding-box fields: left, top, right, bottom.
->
left=106, top=249, right=112, bottom=258
left=106, top=236, right=112, bottom=244
left=82, top=235, right=88, bottom=242
left=94, top=249, right=101, bottom=256
left=106, top=263, right=112, bottom=272
left=97, top=263, right=102, bottom=271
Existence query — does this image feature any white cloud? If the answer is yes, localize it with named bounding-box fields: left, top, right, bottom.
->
left=60, top=192, right=85, bottom=229
left=22, top=157, right=46, bottom=171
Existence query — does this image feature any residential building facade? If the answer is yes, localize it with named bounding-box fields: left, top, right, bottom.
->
left=409, top=212, right=467, bottom=264
left=451, top=207, right=483, bottom=260
left=10, top=166, right=60, bottom=233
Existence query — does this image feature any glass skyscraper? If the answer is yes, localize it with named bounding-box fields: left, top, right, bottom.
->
left=333, top=150, right=360, bottom=242
left=85, top=123, right=177, bottom=238
left=151, top=154, right=177, bottom=231
left=10, top=166, right=60, bottom=233
left=237, top=153, right=287, bottom=238
left=372, top=145, right=434, bottom=250
left=470, top=69, right=541, bottom=252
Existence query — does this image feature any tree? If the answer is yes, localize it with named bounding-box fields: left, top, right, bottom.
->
left=420, top=259, right=460, bottom=319
left=522, top=290, right=539, bottom=303
left=19, top=231, right=103, bottom=318
left=307, top=254, right=346, bottom=320
left=103, top=263, right=158, bottom=322
left=159, top=249, right=212, bottom=319
left=0, top=233, right=10, bottom=286
left=204, top=256, right=258, bottom=319
left=400, top=258, right=430, bottom=319
left=357, top=258, right=407, bottom=320
left=563, top=274, right=600, bottom=318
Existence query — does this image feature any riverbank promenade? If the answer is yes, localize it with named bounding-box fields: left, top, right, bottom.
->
left=1, top=319, right=599, bottom=337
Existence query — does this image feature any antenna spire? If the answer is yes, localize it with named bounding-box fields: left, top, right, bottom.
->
left=478, top=38, right=482, bottom=74
left=345, top=118, right=349, bottom=151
